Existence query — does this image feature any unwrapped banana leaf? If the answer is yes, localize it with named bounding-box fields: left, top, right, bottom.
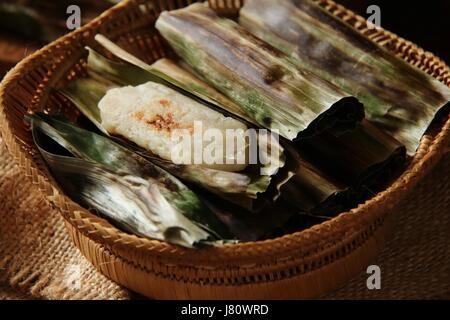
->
left=239, top=0, right=450, bottom=155
left=155, top=3, right=364, bottom=141
left=61, top=49, right=291, bottom=212
left=61, top=73, right=114, bottom=134
left=28, top=113, right=230, bottom=248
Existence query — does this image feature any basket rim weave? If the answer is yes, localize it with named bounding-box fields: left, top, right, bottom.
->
left=0, top=0, right=449, bottom=267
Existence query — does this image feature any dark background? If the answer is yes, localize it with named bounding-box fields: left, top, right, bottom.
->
left=0, top=0, right=449, bottom=78
left=335, top=0, right=450, bottom=63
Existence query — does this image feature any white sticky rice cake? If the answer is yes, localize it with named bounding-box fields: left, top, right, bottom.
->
left=99, top=81, right=249, bottom=172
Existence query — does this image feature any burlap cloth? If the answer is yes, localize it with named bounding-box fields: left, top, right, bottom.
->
left=0, top=134, right=449, bottom=300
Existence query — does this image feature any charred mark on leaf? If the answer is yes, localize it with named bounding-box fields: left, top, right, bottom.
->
left=161, top=177, right=180, bottom=192
left=235, top=27, right=285, bottom=58
left=263, top=66, right=284, bottom=85
left=262, top=116, right=272, bottom=127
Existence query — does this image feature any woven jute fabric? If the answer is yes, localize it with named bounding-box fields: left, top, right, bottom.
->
left=0, top=132, right=449, bottom=299
left=0, top=136, right=131, bottom=300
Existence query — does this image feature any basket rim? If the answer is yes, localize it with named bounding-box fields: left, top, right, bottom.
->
left=0, top=0, right=449, bottom=263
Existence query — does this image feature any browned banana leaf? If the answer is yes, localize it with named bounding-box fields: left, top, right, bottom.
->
left=239, top=0, right=407, bottom=212
left=279, top=142, right=348, bottom=215
left=298, top=120, right=406, bottom=188
left=155, top=3, right=364, bottom=141
left=199, top=190, right=314, bottom=241
left=240, top=0, right=450, bottom=155
left=279, top=122, right=405, bottom=218
left=296, top=120, right=405, bottom=214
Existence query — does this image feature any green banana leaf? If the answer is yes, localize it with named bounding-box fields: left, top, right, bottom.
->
left=28, top=114, right=229, bottom=248
left=61, top=74, right=114, bottom=134
left=155, top=3, right=364, bottom=141
left=239, top=0, right=450, bottom=155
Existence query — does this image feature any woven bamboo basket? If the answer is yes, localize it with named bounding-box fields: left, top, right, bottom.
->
left=0, top=0, right=449, bottom=300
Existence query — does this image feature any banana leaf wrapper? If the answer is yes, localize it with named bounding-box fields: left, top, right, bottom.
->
left=279, top=146, right=348, bottom=216
left=61, top=49, right=291, bottom=212
left=279, top=124, right=405, bottom=224
left=240, top=0, right=450, bottom=155
left=199, top=190, right=319, bottom=241
left=287, top=120, right=405, bottom=216
left=155, top=3, right=364, bottom=141
left=28, top=114, right=231, bottom=248
left=29, top=113, right=315, bottom=243
left=299, top=120, right=406, bottom=188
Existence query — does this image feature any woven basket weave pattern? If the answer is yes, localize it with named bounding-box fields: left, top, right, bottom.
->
left=0, top=0, right=449, bottom=299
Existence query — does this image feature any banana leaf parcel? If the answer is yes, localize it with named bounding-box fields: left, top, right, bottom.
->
left=28, top=113, right=233, bottom=248
left=239, top=0, right=450, bottom=155
left=155, top=3, right=364, bottom=141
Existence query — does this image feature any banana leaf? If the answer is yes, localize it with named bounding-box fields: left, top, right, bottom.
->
left=279, top=147, right=348, bottom=215
left=155, top=3, right=364, bottom=141
left=239, top=0, right=450, bottom=155
left=60, top=49, right=291, bottom=212
left=61, top=74, right=114, bottom=134
left=299, top=120, right=405, bottom=187
left=28, top=114, right=229, bottom=248
left=198, top=190, right=316, bottom=241
left=289, top=126, right=404, bottom=220
left=29, top=113, right=317, bottom=242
